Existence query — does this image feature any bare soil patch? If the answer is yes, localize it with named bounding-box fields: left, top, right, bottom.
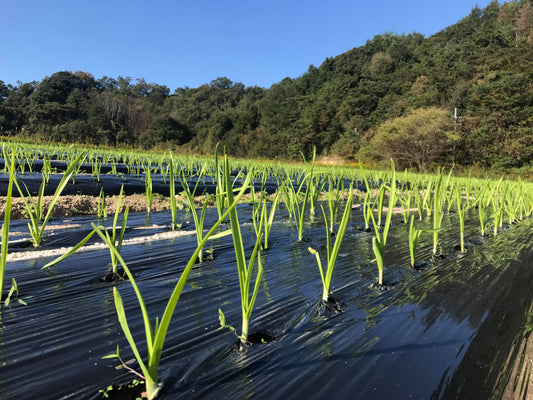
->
left=0, top=194, right=171, bottom=220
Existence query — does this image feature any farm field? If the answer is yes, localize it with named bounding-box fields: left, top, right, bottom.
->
left=1, top=142, right=532, bottom=400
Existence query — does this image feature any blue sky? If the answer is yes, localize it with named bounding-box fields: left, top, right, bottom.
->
left=0, top=0, right=496, bottom=91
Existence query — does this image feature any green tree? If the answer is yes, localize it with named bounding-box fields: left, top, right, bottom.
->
left=2, top=81, right=37, bottom=132
left=370, top=107, right=456, bottom=170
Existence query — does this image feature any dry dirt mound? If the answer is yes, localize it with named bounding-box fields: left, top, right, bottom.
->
left=0, top=194, right=172, bottom=220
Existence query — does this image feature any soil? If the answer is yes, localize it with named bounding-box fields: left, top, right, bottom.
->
left=2, top=193, right=171, bottom=220
left=319, top=297, right=345, bottom=314
left=0, top=190, right=294, bottom=221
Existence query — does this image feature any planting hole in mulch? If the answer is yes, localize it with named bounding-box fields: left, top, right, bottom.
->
left=234, top=330, right=277, bottom=352
left=432, top=252, right=446, bottom=260
left=1, top=291, right=18, bottom=303
left=317, top=296, right=344, bottom=315
left=468, top=236, right=486, bottom=246
left=98, top=379, right=147, bottom=400
left=100, top=266, right=127, bottom=283
left=354, top=224, right=372, bottom=232
left=193, top=251, right=215, bottom=264
left=245, top=330, right=276, bottom=345
left=413, top=261, right=431, bottom=272
left=453, top=244, right=469, bottom=253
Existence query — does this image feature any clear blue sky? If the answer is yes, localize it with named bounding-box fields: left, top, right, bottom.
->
left=0, top=0, right=495, bottom=91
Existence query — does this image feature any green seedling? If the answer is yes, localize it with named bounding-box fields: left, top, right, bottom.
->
left=110, top=160, right=117, bottom=176
left=362, top=178, right=374, bottom=230
left=262, top=190, right=281, bottom=250
left=219, top=154, right=264, bottom=346
left=407, top=215, right=439, bottom=268
left=43, top=185, right=129, bottom=275
left=309, top=175, right=327, bottom=216
left=42, top=153, right=52, bottom=183
left=455, top=185, right=467, bottom=253
left=168, top=153, right=181, bottom=230
left=326, top=177, right=345, bottom=234
left=308, top=186, right=353, bottom=302
left=179, top=164, right=210, bottom=263
left=97, top=188, right=108, bottom=218
left=292, top=147, right=315, bottom=241
left=431, top=168, right=449, bottom=255
left=214, top=144, right=227, bottom=219
left=422, top=180, right=433, bottom=219
left=15, top=151, right=26, bottom=174
left=376, top=183, right=385, bottom=227
left=408, top=215, right=422, bottom=267
left=92, top=157, right=102, bottom=182
left=251, top=190, right=281, bottom=250
left=370, top=160, right=397, bottom=286
left=144, top=163, right=153, bottom=213
left=398, top=187, right=413, bottom=224
left=13, top=151, right=86, bottom=247
left=0, top=147, right=15, bottom=305
left=279, top=180, right=296, bottom=218
left=3, top=278, right=27, bottom=307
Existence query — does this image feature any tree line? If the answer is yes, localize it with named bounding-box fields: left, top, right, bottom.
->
left=0, top=0, right=532, bottom=171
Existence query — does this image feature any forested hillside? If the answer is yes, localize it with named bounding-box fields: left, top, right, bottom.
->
left=1, top=0, right=532, bottom=170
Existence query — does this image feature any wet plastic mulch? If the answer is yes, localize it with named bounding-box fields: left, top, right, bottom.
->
left=1, top=201, right=532, bottom=400
left=0, top=163, right=279, bottom=197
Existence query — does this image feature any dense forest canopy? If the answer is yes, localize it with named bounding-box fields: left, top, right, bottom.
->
left=0, top=0, right=532, bottom=171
